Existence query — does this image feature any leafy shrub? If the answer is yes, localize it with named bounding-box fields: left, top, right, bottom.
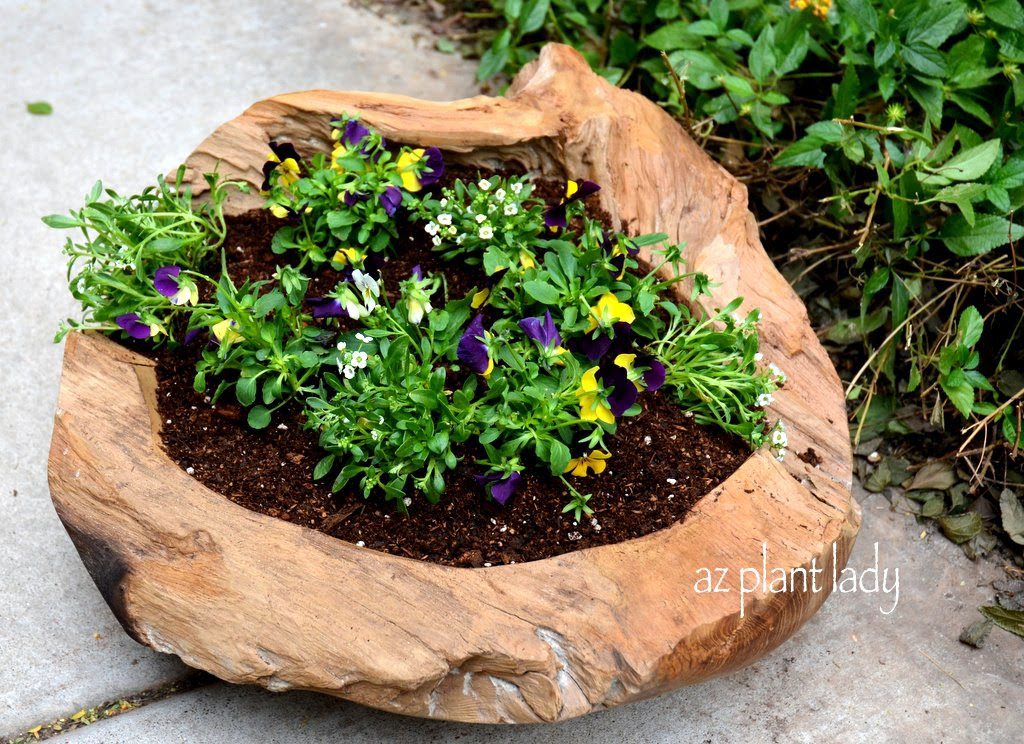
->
left=463, top=0, right=1024, bottom=547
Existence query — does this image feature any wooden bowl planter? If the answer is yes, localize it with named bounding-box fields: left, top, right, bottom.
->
left=48, top=44, right=859, bottom=723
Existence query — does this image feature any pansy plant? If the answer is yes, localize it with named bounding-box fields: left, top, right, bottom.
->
left=262, top=115, right=444, bottom=267
left=52, top=114, right=784, bottom=522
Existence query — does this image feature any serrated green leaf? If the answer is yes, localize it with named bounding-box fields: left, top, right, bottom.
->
left=941, top=213, right=1024, bottom=256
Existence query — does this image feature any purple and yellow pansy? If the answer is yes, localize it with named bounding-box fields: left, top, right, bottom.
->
left=115, top=313, right=162, bottom=340
left=396, top=147, right=444, bottom=193
left=261, top=141, right=302, bottom=192
left=544, top=179, right=600, bottom=230
left=154, top=266, right=198, bottom=306
left=457, top=314, right=493, bottom=377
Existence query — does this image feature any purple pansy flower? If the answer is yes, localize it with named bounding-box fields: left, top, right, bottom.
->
left=457, top=314, right=492, bottom=376
left=115, top=313, right=156, bottom=340
left=475, top=471, right=523, bottom=506
left=643, top=358, right=666, bottom=391
left=544, top=179, right=600, bottom=229
left=307, top=297, right=344, bottom=319
left=411, top=264, right=424, bottom=281
left=572, top=321, right=633, bottom=361
left=343, top=191, right=368, bottom=207
left=419, top=147, right=445, bottom=187
left=519, top=311, right=561, bottom=350
left=379, top=185, right=402, bottom=216
left=341, top=119, right=370, bottom=147
left=600, top=363, right=638, bottom=416
left=183, top=327, right=204, bottom=345
left=154, top=266, right=181, bottom=297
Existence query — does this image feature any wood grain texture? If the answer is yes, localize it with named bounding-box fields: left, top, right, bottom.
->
left=48, top=44, right=859, bottom=723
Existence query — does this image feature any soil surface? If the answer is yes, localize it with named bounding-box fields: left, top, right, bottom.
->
left=150, top=163, right=751, bottom=566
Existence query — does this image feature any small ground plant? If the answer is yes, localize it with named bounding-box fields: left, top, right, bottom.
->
left=48, top=116, right=784, bottom=516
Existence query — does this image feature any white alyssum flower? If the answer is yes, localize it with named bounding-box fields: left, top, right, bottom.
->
left=504, top=203, right=518, bottom=216
left=437, top=213, right=452, bottom=226
left=424, top=222, right=439, bottom=236
left=768, top=362, right=787, bottom=383
left=336, top=341, right=347, bottom=352
left=756, top=392, right=774, bottom=407
left=754, top=351, right=764, bottom=362
left=342, top=364, right=356, bottom=379
left=494, top=188, right=506, bottom=201
left=770, top=422, right=788, bottom=447
left=475, top=213, right=487, bottom=223
left=370, top=430, right=380, bottom=441
left=432, top=236, right=442, bottom=246
left=439, top=197, right=448, bottom=207
left=478, top=225, right=494, bottom=240
left=350, top=350, right=369, bottom=369
left=355, top=332, right=371, bottom=343
left=511, top=181, right=523, bottom=194
left=478, top=178, right=492, bottom=190
left=447, top=226, right=457, bottom=235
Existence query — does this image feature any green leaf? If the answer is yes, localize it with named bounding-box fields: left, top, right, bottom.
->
left=774, top=138, right=826, bottom=168
left=979, top=605, right=1024, bottom=638
left=253, top=291, right=285, bottom=318
left=247, top=405, right=271, bottom=429
left=905, top=5, right=964, bottom=48
left=958, top=306, right=984, bottom=347
left=235, top=376, right=257, bottom=407
left=26, top=101, right=53, bottom=115
left=313, top=455, right=335, bottom=480
left=938, top=512, right=982, bottom=544
left=903, top=45, right=947, bottom=77
left=549, top=440, right=571, bottom=476
left=986, top=0, right=1024, bottom=30
left=41, top=214, right=79, bottom=229
left=839, top=0, right=878, bottom=35
left=523, top=279, right=560, bottom=305
left=941, top=373, right=975, bottom=417
left=941, top=213, right=1024, bottom=256
left=920, top=140, right=1001, bottom=186
left=644, top=21, right=700, bottom=51
left=519, top=0, right=550, bottom=34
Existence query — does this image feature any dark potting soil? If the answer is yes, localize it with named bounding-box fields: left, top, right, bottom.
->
left=150, top=164, right=751, bottom=567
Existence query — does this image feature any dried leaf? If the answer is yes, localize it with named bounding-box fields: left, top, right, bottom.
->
left=959, top=618, right=993, bottom=648
left=938, top=512, right=982, bottom=544
left=999, top=488, right=1024, bottom=545
left=908, top=460, right=956, bottom=491
left=864, top=459, right=892, bottom=492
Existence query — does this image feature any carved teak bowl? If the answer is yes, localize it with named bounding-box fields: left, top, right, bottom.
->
left=48, top=44, right=859, bottom=723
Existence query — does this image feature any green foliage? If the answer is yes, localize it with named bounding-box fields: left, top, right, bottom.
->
left=262, top=116, right=438, bottom=266
left=470, top=0, right=1024, bottom=457
left=45, top=167, right=242, bottom=341
left=50, top=117, right=778, bottom=516
left=193, top=265, right=331, bottom=427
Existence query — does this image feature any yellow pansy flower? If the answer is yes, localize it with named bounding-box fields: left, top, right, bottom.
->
left=564, top=450, right=611, bottom=477
left=331, top=247, right=365, bottom=267
left=586, top=293, right=636, bottom=331
left=211, top=318, right=242, bottom=346
left=397, top=148, right=426, bottom=192
left=576, top=367, right=614, bottom=424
